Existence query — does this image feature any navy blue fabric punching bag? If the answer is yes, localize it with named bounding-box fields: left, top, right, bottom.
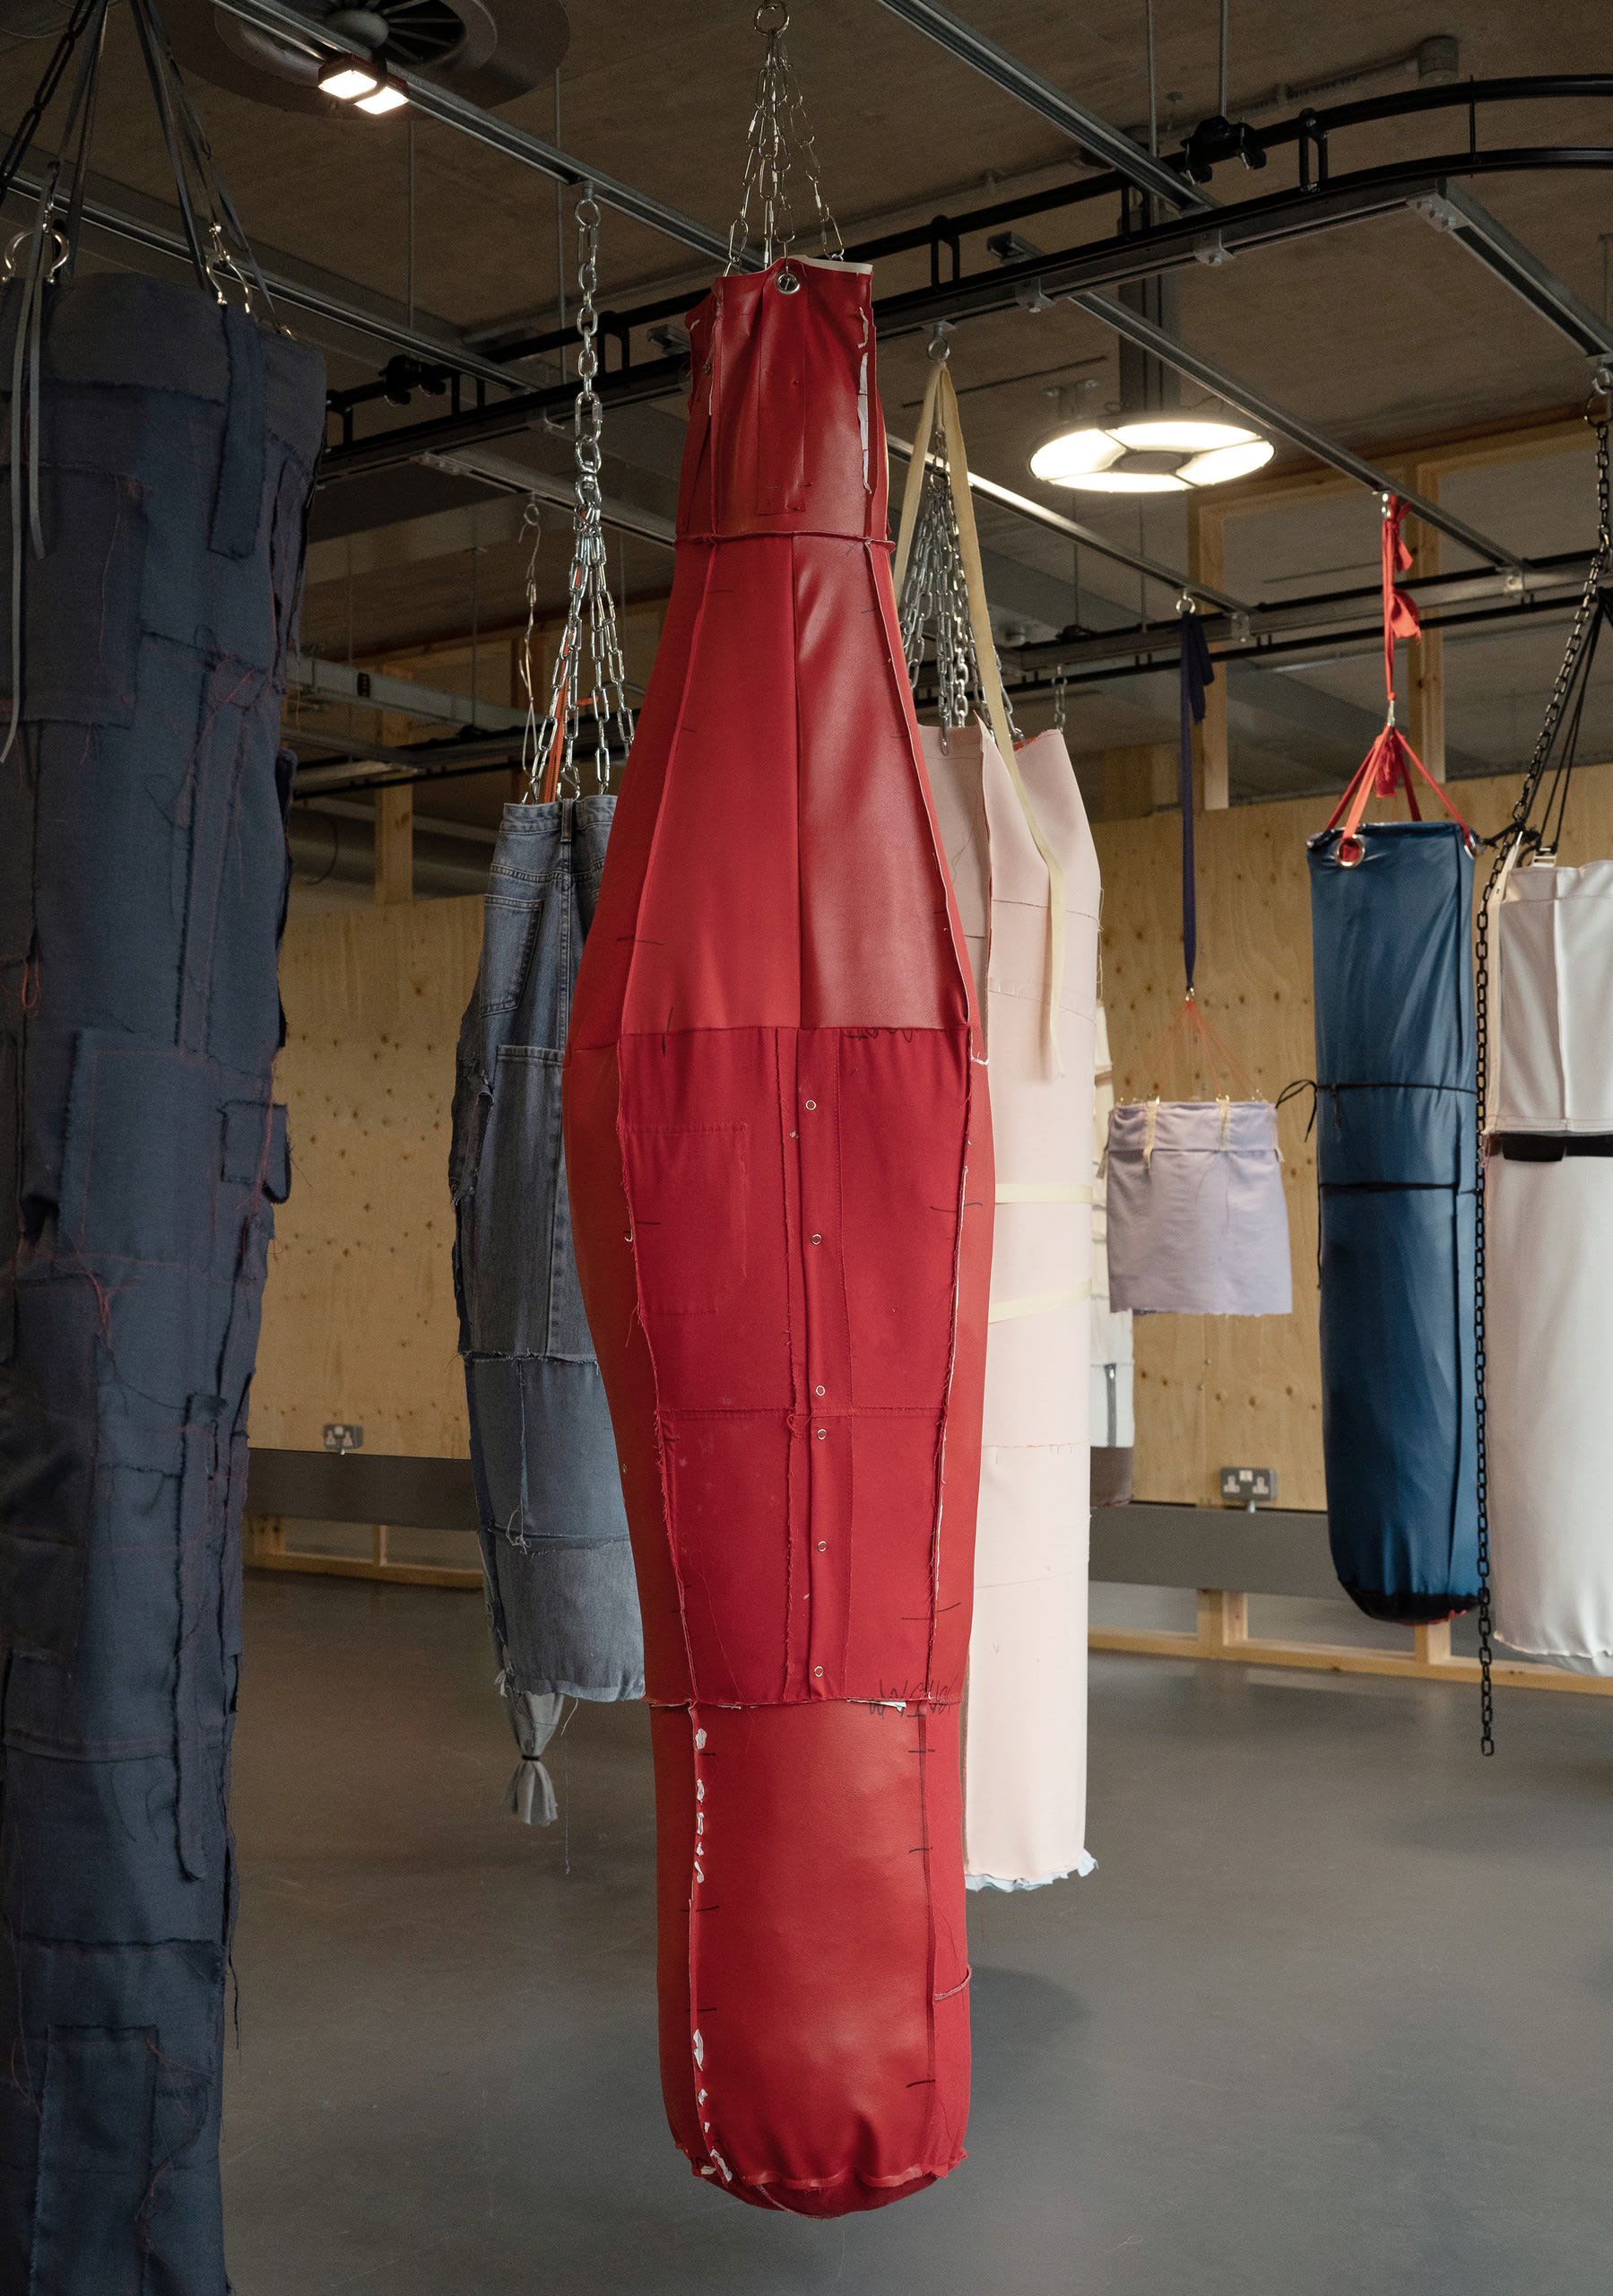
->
left=1307, top=817, right=1479, bottom=1621
left=0, top=263, right=323, bottom=2289
left=1305, top=499, right=1479, bottom=1624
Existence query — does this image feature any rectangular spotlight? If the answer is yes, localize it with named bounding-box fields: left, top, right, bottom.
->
left=318, top=58, right=380, bottom=100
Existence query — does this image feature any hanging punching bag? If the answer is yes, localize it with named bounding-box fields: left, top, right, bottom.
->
left=450, top=796, right=643, bottom=1821
left=1306, top=502, right=1479, bottom=1622
left=563, top=253, right=992, bottom=2214
left=1487, top=859, right=1613, bottom=1672
left=451, top=240, right=646, bottom=1820
left=0, top=261, right=323, bottom=2284
left=928, top=721, right=1099, bottom=1892
left=895, top=355, right=1098, bottom=1894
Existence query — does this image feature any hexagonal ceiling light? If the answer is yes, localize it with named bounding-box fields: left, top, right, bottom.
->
left=1030, top=416, right=1273, bottom=494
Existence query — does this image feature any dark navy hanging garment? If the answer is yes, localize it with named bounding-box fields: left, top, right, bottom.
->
left=1307, top=821, right=1479, bottom=1622
left=450, top=796, right=643, bottom=1822
left=0, top=273, right=323, bottom=2292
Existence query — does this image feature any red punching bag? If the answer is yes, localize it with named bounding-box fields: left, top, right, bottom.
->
left=563, top=254, right=993, bottom=2214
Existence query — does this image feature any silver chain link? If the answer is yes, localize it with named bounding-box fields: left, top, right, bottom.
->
left=525, top=191, right=635, bottom=803
left=725, top=4, right=843, bottom=273
left=897, top=346, right=1020, bottom=752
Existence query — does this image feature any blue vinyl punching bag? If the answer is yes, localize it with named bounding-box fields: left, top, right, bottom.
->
left=1307, top=819, right=1479, bottom=1622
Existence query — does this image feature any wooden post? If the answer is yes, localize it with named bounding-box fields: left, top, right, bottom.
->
left=374, top=788, right=413, bottom=905
left=372, top=1524, right=391, bottom=1567
left=1102, top=742, right=1177, bottom=821
left=1186, top=499, right=1229, bottom=811
left=1409, top=465, right=1445, bottom=782
left=1415, top=1619, right=1453, bottom=1665
left=1197, top=1587, right=1248, bottom=1655
left=246, top=1515, right=286, bottom=1561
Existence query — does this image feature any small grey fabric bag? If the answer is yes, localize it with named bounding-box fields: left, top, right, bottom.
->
left=1106, top=1098, right=1293, bottom=1317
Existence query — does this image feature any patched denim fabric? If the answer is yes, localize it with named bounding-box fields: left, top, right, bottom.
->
left=451, top=798, right=644, bottom=1800
left=0, top=274, right=324, bottom=2292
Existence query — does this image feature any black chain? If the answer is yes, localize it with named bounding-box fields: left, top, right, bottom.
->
left=1470, top=405, right=1611, bottom=1758
left=0, top=0, right=102, bottom=214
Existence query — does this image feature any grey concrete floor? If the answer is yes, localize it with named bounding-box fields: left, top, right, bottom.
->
left=224, top=1576, right=1613, bottom=2296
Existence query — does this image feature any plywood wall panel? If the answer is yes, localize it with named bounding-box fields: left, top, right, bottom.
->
left=1094, top=794, right=1323, bottom=1510
left=249, top=897, right=483, bottom=1458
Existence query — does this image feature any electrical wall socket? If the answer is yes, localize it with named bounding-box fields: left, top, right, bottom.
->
left=1220, top=1465, right=1276, bottom=1506
left=324, top=1423, right=363, bottom=1454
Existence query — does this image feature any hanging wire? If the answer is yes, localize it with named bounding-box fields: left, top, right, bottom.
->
left=1470, top=389, right=1613, bottom=1757
left=725, top=3, right=843, bottom=273
left=525, top=190, right=635, bottom=804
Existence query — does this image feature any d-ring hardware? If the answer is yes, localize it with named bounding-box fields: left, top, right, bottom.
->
left=3, top=226, right=69, bottom=283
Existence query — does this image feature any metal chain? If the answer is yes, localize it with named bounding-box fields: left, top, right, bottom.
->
left=898, top=449, right=976, bottom=747
left=1470, top=403, right=1612, bottom=1757
left=725, top=4, right=843, bottom=273
left=0, top=0, right=101, bottom=213
left=897, top=351, right=1028, bottom=753
left=526, top=191, right=635, bottom=803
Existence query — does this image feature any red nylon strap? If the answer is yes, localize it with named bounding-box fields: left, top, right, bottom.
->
left=1325, top=726, right=1471, bottom=860
left=1382, top=495, right=1422, bottom=709
left=1322, top=497, right=1465, bottom=863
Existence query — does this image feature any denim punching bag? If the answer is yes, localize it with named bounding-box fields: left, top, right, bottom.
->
left=0, top=274, right=323, bottom=2289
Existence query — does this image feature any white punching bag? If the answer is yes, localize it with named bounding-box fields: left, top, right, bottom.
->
left=926, top=718, right=1101, bottom=1889
left=1487, top=857, right=1613, bottom=1674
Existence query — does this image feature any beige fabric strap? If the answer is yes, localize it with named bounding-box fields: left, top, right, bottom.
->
left=893, top=359, right=1067, bottom=1072
left=995, top=1181, right=1093, bottom=1204
left=892, top=359, right=942, bottom=602
left=933, top=366, right=1067, bottom=1075
left=1143, top=1097, right=1160, bottom=1170
left=988, top=1278, right=1093, bottom=1325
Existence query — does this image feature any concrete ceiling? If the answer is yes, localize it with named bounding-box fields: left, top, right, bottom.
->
left=2, top=0, right=1609, bottom=842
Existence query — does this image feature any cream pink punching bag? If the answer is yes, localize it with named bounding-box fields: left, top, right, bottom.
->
left=898, top=358, right=1100, bottom=1890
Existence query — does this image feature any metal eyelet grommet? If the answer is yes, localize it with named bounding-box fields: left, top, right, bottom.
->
left=776, top=265, right=801, bottom=294
left=1339, top=837, right=1365, bottom=869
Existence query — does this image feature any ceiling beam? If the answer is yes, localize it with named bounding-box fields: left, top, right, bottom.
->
left=416, top=448, right=677, bottom=546
left=1413, top=184, right=1613, bottom=362
left=869, top=0, right=1211, bottom=214
left=207, top=0, right=737, bottom=266
left=1007, top=552, right=1594, bottom=681
left=1067, top=288, right=1522, bottom=570
left=292, top=654, right=525, bottom=732
left=0, top=162, right=526, bottom=388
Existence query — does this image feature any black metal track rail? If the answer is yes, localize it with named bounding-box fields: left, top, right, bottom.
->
left=323, top=147, right=1613, bottom=481
left=323, top=76, right=1613, bottom=412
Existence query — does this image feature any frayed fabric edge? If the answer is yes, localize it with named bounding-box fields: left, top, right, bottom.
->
left=966, top=1850, right=1097, bottom=1892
